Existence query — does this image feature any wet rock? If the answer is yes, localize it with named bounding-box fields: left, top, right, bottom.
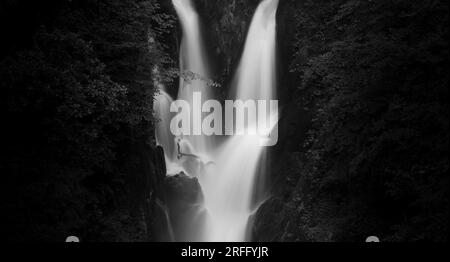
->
left=251, top=197, right=308, bottom=242
left=163, top=173, right=208, bottom=242
left=251, top=197, right=285, bottom=241
left=151, top=199, right=175, bottom=242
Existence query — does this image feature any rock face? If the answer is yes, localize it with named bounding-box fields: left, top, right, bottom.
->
left=105, top=144, right=204, bottom=242
left=160, top=173, right=207, bottom=242
left=250, top=198, right=286, bottom=242
left=195, top=0, right=259, bottom=87
left=251, top=197, right=309, bottom=242
left=114, top=144, right=168, bottom=242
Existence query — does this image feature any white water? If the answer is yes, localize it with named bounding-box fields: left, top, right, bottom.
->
left=154, top=88, right=174, bottom=159
left=154, top=0, right=279, bottom=242
left=173, top=0, right=212, bottom=155
left=234, top=0, right=278, bottom=102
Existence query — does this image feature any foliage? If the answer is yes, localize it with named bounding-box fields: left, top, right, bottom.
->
left=0, top=0, right=175, bottom=241
left=286, top=0, right=449, bottom=241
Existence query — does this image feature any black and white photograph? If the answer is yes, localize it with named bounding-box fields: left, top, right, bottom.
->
left=0, top=0, right=448, bottom=249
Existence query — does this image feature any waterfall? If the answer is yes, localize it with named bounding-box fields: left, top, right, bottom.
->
left=154, top=88, right=175, bottom=160
left=172, top=0, right=213, bottom=155
left=153, top=65, right=186, bottom=176
left=235, top=0, right=278, bottom=101
left=200, top=0, right=279, bottom=242
left=156, top=0, right=279, bottom=242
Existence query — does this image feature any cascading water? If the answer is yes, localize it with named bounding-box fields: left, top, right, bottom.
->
left=234, top=0, right=278, bottom=102
left=154, top=88, right=174, bottom=158
left=173, top=0, right=213, bottom=155
left=154, top=0, right=279, bottom=242
left=200, top=0, right=279, bottom=242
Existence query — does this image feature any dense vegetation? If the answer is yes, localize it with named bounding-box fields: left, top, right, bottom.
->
left=0, top=0, right=175, bottom=241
